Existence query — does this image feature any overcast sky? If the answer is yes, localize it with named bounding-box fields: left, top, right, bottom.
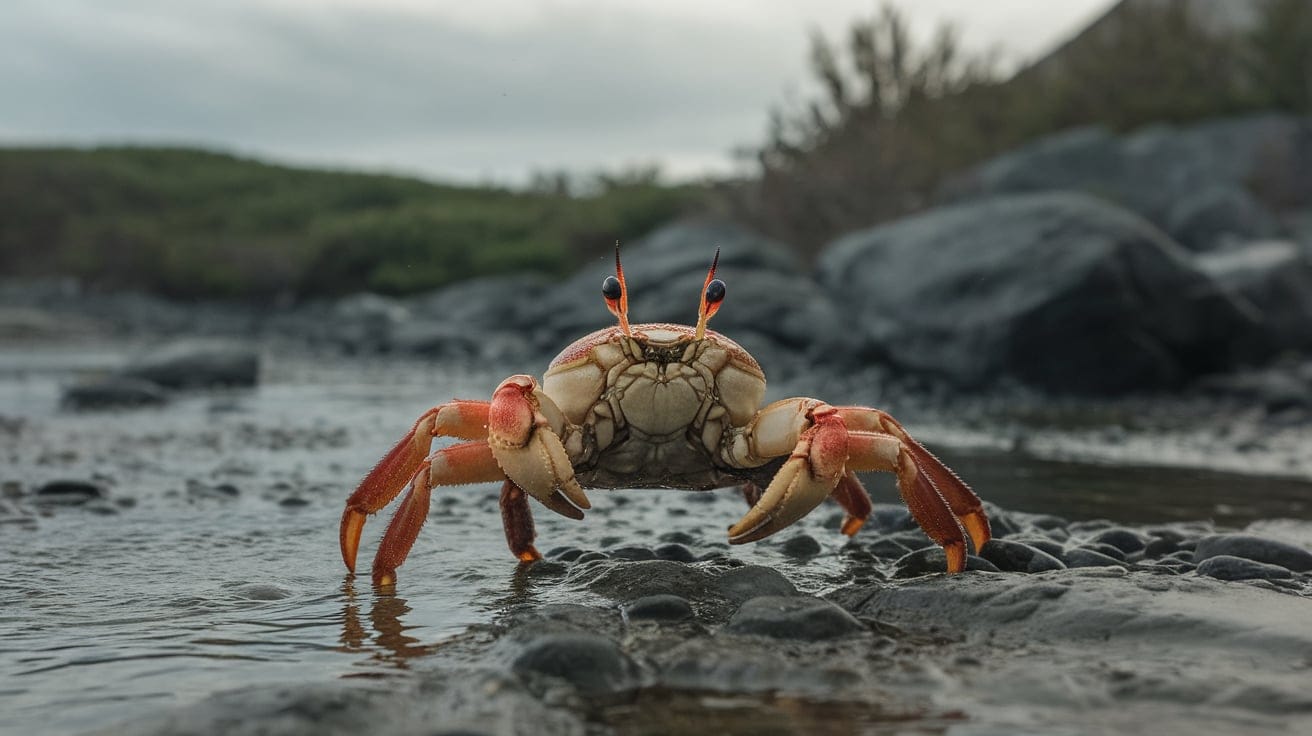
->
left=2, top=0, right=1116, bottom=184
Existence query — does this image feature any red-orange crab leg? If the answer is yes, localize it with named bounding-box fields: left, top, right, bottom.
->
left=488, top=375, right=592, bottom=517
left=499, top=479, right=543, bottom=563
left=837, top=407, right=991, bottom=553
left=341, top=400, right=490, bottom=573
left=846, top=430, right=969, bottom=573
left=831, top=471, right=873, bottom=537
left=373, top=442, right=504, bottom=586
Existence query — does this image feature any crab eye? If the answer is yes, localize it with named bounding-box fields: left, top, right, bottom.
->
left=602, top=275, right=623, bottom=301
left=704, top=278, right=726, bottom=305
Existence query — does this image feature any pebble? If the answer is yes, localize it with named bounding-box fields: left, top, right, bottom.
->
left=1063, top=548, right=1128, bottom=569
left=779, top=534, right=822, bottom=558
left=1087, top=528, right=1148, bottom=554
left=608, top=546, right=656, bottom=561
left=723, top=596, right=865, bottom=641
left=34, top=480, right=105, bottom=505
left=510, top=633, right=641, bottom=693
left=979, top=539, right=1067, bottom=573
left=1192, top=534, right=1312, bottom=572
left=547, top=547, right=584, bottom=562
left=623, top=594, right=694, bottom=622
left=653, top=543, right=696, bottom=563
left=864, top=537, right=911, bottom=560
left=658, top=531, right=697, bottom=545
left=1195, top=555, right=1294, bottom=581
left=1005, top=536, right=1065, bottom=559
left=893, top=548, right=1001, bottom=577
left=713, top=565, right=798, bottom=603
left=1143, top=536, right=1181, bottom=559
left=1077, top=542, right=1127, bottom=561
left=61, top=376, right=169, bottom=410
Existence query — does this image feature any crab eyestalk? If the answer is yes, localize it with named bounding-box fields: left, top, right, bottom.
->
left=603, top=242, right=632, bottom=336
left=694, top=247, right=724, bottom=340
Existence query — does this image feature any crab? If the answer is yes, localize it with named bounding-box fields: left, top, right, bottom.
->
left=340, top=247, right=991, bottom=586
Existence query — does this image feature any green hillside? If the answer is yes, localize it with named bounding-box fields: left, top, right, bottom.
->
left=0, top=147, right=700, bottom=299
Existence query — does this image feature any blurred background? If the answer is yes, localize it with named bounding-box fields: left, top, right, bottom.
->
left=1, top=0, right=1302, bottom=296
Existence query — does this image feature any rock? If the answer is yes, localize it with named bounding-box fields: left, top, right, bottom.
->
left=723, top=596, right=865, bottom=641
left=34, top=480, right=105, bottom=505
left=607, top=546, right=657, bottom=561
left=653, top=543, right=696, bottom=563
left=713, top=565, right=799, bottom=603
left=121, top=339, right=259, bottom=388
left=864, top=537, right=912, bottom=560
left=979, top=539, right=1067, bottom=573
left=1086, top=528, right=1149, bottom=555
left=510, top=633, right=641, bottom=694
left=1194, top=241, right=1312, bottom=355
left=1063, top=548, right=1128, bottom=569
left=818, top=192, right=1255, bottom=393
left=1165, top=185, right=1279, bottom=253
left=1077, top=543, right=1127, bottom=562
left=578, top=560, right=710, bottom=600
left=943, top=113, right=1312, bottom=231
left=1005, top=536, right=1066, bottom=559
left=868, top=504, right=916, bottom=533
left=61, top=376, right=169, bottom=410
left=893, top=548, right=1000, bottom=577
left=1192, top=534, right=1312, bottom=572
left=1196, top=366, right=1312, bottom=413
left=547, top=547, right=584, bottom=562
left=779, top=534, right=822, bottom=558
left=622, top=594, right=694, bottom=622
left=1195, top=555, right=1293, bottom=581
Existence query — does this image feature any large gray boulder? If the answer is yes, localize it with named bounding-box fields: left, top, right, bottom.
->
left=817, top=192, right=1258, bottom=393
left=942, top=113, right=1312, bottom=234
left=1195, top=241, right=1312, bottom=355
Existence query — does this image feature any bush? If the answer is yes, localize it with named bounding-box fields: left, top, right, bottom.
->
left=0, top=147, right=701, bottom=299
left=730, top=0, right=1312, bottom=258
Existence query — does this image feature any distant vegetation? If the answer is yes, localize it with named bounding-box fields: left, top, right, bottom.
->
left=732, top=0, right=1312, bottom=257
left=0, top=147, right=700, bottom=299
left=3, top=1, right=1309, bottom=298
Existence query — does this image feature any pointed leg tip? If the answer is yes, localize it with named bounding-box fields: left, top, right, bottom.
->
left=340, top=508, right=366, bottom=572
left=944, top=542, right=967, bottom=574
left=963, top=513, right=992, bottom=553
left=516, top=548, right=543, bottom=563
left=840, top=516, right=866, bottom=537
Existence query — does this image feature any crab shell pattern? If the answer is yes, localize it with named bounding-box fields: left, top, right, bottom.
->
left=341, top=248, right=991, bottom=586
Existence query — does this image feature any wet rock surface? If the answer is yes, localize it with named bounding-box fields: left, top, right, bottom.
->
left=100, top=507, right=1312, bottom=736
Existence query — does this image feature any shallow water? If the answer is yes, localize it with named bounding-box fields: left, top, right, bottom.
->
left=2, top=343, right=1310, bottom=735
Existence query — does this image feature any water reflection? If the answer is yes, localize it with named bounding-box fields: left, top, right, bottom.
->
left=337, top=576, right=443, bottom=670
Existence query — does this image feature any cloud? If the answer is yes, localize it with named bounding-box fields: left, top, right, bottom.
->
left=0, top=0, right=1114, bottom=183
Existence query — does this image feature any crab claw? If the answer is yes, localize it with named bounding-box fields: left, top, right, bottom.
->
left=488, top=375, right=592, bottom=517
left=728, top=408, right=847, bottom=544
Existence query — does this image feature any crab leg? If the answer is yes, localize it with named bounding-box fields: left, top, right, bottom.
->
left=831, top=471, right=873, bottom=536
left=499, top=479, right=543, bottom=563
left=837, top=407, right=991, bottom=553
left=845, top=431, right=968, bottom=573
left=370, top=442, right=505, bottom=585
left=742, top=473, right=872, bottom=537
left=727, top=403, right=848, bottom=544
left=341, top=400, right=491, bottom=573
left=488, top=375, right=592, bottom=517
